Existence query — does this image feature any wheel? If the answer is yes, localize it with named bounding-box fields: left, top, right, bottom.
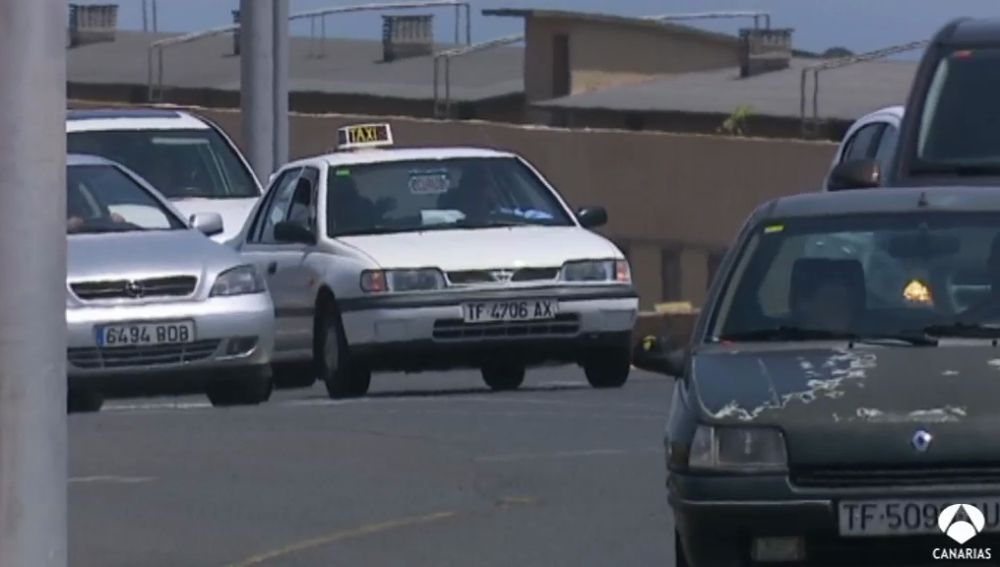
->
left=206, top=372, right=273, bottom=407
left=675, top=530, right=690, bottom=567
left=317, top=303, right=371, bottom=399
left=67, top=389, right=104, bottom=414
left=272, top=362, right=317, bottom=389
left=583, top=345, right=631, bottom=389
left=481, top=363, right=525, bottom=391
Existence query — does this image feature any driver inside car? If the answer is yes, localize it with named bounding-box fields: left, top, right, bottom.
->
left=67, top=183, right=125, bottom=232
left=789, top=257, right=867, bottom=333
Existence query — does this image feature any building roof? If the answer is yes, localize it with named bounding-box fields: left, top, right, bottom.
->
left=534, top=57, right=918, bottom=122
left=68, top=30, right=524, bottom=102
left=482, top=8, right=740, bottom=48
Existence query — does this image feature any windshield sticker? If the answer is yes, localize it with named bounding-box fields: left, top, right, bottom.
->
left=408, top=170, right=451, bottom=195
left=335, top=168, right=351, bottom=177
left=764, top=224, right=784, bottom=234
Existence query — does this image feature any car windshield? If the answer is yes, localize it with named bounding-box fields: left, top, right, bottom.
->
left=916, top=48, right=1000, bottom=174
left=325, top=157, right=574, bottom=237
left=67, top=128, right=259, bottom=199
left=67, top=164, right=186, bottom=234
left=709, top=213, right=1000, bottom=343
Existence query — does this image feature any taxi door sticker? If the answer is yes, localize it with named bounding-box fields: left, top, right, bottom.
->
left=408, top=170, right=451, bottom=195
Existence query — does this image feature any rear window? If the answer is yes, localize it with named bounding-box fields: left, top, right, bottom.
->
left=68, top=128, right=259, bottom=199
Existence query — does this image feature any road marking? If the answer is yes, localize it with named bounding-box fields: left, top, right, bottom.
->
left=476, top=447, right=660, bottom=463
left=103, top=401, right=212, bottom=412
left=226, top=511, right=457, bottom=567
left=69, top=475, right=156, bottom=484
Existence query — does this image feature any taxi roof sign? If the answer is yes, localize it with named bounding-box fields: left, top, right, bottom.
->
left=337, top=123, right=394, bottom=151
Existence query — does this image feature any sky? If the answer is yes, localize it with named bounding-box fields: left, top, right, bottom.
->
left=81, top=0, right=1000, bottom=59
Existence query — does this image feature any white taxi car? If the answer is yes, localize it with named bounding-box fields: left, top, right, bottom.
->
left=232, top=123, right=638, bottom=397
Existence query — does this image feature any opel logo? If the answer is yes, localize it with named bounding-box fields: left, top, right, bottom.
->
left=124, top=280, right=144, bottom=298
left=912, top=429, right=933, bottom=452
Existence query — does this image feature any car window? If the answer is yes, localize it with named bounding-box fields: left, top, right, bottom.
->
left=67, top=164, right=185, bottom=234
left=325, top=157, right=574, bottom=237
left=873, top=125, right=899, bottom=171
left=252, top=167, right=304, bottom=244
left=286, top=167, right=320, bottom=231
left=842, top=123, right=885, bottom=163
left=67, top=128, right=259, bottom=198
left=709, top=213, right=1000, bottom=341
left=917, top=48, right=1000, bottom=169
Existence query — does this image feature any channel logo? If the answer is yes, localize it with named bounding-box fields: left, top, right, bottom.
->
left=933, top=504, right=992, bottom=562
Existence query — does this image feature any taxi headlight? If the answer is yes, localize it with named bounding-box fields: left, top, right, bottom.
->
left=560, top=259, right=630, bottom=283
left=211, top=265, right=266, bottom=297
left=688, top=425, right=787, bottom=472
left=361, top=269, right=445, bottom=293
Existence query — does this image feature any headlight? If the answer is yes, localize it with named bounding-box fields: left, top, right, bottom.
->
left=687, top=425, right=787, bottom=472
left=361, top=268, right=445, bottom=293
left=210, top=265, right=266, bottom=296
left=560, top=259, right=631, bottom=283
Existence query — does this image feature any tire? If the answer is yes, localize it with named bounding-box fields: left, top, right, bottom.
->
left=206, top=372, right=273, bottom=407
left=317, top=303, right=371, bottom=399
left=675, top=530, right=690, bottom=567
left=481, top=363, right=525, bottom=391
left=583, top=345, right=631, bottom=389
left=272, top=362, right=317, bottom=390
left=68, top=389, right=104, bottom=414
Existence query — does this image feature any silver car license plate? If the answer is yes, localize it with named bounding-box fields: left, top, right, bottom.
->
left=462, top=299, right=558, bottom=324
left=839, top=498, right=1000, bottom=537
left=96, top=321, right=195, bottom=347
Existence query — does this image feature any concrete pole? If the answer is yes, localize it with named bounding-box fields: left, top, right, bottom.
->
left=0, top=1, right=68, bottom=566
left=273, top=0, right=290, bottom=168
left=142, top=0, right=148, bottom=32
left=240, top=0, right=275, bottom=182
left=151, top=0, right=158, bottom=33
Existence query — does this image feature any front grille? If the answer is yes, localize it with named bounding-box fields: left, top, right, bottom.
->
left=71, top=276, right=197, bottom=300
left=433, top=313, right=580, bottom=340
left=447, top=267, right=559, bottom=286
left=791, top=466, right=1000, bottom=488
left=68, top=340, right=220, bottom=369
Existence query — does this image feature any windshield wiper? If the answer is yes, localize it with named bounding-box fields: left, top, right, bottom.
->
left=922, top=322, right=1000, bottom=339
left=911, top=164, right=1000, bottom=176
left=718, top=326, right=937, bottom=346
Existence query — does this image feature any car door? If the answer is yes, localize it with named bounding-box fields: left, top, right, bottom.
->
left=240, top=167, right=320, bottom=358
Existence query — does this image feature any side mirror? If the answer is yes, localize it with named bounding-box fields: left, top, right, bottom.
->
left=273, top=220, right=315, bottom=245
left=827, top=158, right=881, bottom=191
left=577, top=206, right=608, bottom=229
left=190, top=212, right=224, bottom=237
left=632, top=335, right=686, bottom=377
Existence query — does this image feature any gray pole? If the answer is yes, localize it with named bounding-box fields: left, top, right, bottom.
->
left=0, top=1, right=68, bottom=566
left=240, top=0, right=275, bottom=181
left=142, top=0, right=148, bottom=32
left=151, top=0, right=158, bottom=33
left=273, top=0, right=290, bottom=168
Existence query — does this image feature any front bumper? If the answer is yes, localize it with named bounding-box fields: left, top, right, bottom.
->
left=66, top=292, right=274, bottom=385
left=338, top=285, right=637, bottom=372
left=670, top=473, right=1000, bottom=565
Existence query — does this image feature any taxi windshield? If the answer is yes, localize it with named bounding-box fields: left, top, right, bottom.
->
left=709, top=213, right=1000, bottom=343
left=67, top=164, right=186, bottom=234
left=325, top=157, right=574, bottom=237
left=915, top=48, right=1000, bottom=175
left=67, top=129, right=259, bottom=199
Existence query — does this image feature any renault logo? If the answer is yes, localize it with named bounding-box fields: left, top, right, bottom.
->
left=912, top=429, right=933, bottom=452
left=124, top=280, right=144, bottom=298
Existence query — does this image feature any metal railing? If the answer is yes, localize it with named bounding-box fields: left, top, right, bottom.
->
left=147, top=0, right=472, bottom=102
left=432, top=33, right=524, bottom=118
left=799, top=40, right=928, bottom=137
left=644, top=11, right=771, bottom=30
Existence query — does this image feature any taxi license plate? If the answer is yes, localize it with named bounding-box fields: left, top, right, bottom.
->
left=96, top=321, right=195, bottom=347
left=463, top=299, right=557, bottom=324
left=839, top=498, right=1000, bottom=537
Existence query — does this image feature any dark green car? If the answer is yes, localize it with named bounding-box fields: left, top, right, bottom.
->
left=637, top=186, right=1000, bottom=566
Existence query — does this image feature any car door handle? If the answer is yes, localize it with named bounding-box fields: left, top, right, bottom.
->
left=266, top=261, right=278, bottom=275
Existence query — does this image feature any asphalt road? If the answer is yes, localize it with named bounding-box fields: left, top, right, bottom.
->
left=70, top=366, right=676, bottom=567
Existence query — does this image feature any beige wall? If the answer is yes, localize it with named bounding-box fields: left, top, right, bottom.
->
left=70, top=100, right=837, bottom=308
left=524, top=16, right=739, bottom=101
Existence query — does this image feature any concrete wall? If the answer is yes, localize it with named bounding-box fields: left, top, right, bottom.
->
left=69, top=100, right=837, bottom=309
left=524, top=16, right=739, bottom=101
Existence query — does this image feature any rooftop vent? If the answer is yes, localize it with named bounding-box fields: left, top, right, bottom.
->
left=382, top=14, right=434, bottom=62
left=739, top=28, right=793, bottom=77
left=68, top=3, right=118, bottom=48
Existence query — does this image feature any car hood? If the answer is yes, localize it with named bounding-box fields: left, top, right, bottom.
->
left=336, top=226, right=621, bottom=270
left=68, top=229, right=241, bottom=283
left=169, top=197, right=259, bottom=243
left=691, top=344, right=1000, bottom=467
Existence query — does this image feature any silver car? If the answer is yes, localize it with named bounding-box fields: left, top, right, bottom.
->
left=66, top=154, right=274, bottom=412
